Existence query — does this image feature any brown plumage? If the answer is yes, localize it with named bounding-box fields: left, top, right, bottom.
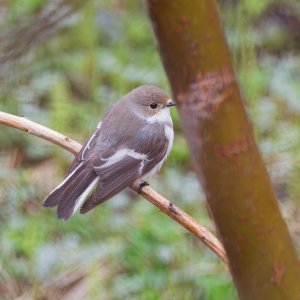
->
left=43, top=85, right=175, bottom=220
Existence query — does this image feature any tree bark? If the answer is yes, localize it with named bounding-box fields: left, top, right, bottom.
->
left=146, top=1, right=300, bottom=299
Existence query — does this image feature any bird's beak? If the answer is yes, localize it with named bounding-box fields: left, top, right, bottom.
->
left=166, top=99, right=176, bottom=107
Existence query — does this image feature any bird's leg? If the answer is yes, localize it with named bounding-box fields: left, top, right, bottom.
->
left=138, top=181, right=149, bottom=193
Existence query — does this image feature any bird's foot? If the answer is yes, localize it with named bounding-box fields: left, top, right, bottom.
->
left=138, top=181, right=149, bottom=193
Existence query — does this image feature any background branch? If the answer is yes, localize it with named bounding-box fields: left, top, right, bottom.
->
left=0, top=110, right=228, bottom=264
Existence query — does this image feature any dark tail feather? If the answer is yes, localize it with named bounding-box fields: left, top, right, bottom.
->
left=43, top=162, right=98, bottom=220
left=56, top=170, right=98, bottom=220
left=43, top=162, right=85, bottom=208
left=80, top=169, right=136, bottom=214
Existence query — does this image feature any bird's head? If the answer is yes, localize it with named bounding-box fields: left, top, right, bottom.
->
left=124, top=85, right=176, bottom=121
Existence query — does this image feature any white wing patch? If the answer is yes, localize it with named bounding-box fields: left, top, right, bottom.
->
left=95, top=149, right=148, bottom=170
left=96, top=149, right=128, bottom=169
left=127, top=150, right=148, bottom=160
left=138, top=160, right=146, bottom=174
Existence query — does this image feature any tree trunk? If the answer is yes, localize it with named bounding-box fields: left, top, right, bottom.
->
left=146, top=1, right=300, bottom=299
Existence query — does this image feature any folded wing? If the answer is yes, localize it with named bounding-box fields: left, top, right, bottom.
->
left=80, top=150, right=144, bottom=213
left=44, top=119, right=170, bottom=219
left=80, top=124, right=169, bottom=214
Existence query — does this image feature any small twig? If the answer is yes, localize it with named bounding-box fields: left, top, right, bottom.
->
left=0, top=112, right=80, bottom=154
left=130, top=183, right=228, bottom=263
left=0, top=111, right=228, bottom=263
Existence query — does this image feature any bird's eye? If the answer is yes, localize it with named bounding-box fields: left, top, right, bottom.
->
left=150, top=103, right=158, bottom=109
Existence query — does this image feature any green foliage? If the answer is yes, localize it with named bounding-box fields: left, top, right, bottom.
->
left=7, top=0, right=45, bottom=23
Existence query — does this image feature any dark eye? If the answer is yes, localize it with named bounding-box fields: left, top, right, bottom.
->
left=150, top=103, right=158, bottom=109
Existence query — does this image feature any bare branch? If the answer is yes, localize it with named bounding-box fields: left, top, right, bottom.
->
left=130, top=182, right=228, bottom=263
left=0, top=110, right=228, bottom=263
left=0, top=111, right=81, bottom=154
left=0, top=0, right=84, bottom=81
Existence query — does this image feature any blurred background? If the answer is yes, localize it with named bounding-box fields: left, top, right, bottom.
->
left=0, top=0, right=300, bottom=299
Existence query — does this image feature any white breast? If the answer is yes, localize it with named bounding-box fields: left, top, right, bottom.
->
left=139, top=123, right=174, bottom=182
left=164, top=124, right=174, bottom=159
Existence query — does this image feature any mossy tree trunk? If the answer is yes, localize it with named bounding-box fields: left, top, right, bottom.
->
left=146, top=1, right=300, bottom=299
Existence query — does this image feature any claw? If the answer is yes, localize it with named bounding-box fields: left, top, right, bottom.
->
left=138, top=181, right=149, bottom=193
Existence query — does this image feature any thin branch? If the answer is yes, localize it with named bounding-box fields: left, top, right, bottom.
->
left=0, top=111, right=80, bottom=154
left=0, top=111, right=228, bottom=264
left=130, top=182, right=228, bottom=263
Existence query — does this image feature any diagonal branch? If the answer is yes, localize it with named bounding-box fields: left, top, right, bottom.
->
left=0, top=111, right=228, bottom=263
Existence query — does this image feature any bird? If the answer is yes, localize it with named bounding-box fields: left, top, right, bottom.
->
left=43, top=85, right=176, bottom=220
